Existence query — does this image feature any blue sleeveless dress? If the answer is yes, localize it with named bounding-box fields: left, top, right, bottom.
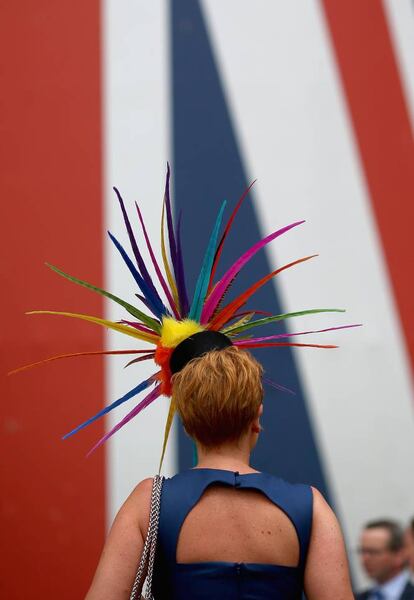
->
left=152, top=469, right=313, bottom=599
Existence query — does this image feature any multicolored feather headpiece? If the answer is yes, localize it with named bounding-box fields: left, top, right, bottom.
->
left=11, top=165, right=360, bottom=466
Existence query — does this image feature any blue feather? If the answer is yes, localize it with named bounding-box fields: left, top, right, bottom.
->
left=108, top=231, right=166, bottom=319
left=62, top=375, right=155, bottom=439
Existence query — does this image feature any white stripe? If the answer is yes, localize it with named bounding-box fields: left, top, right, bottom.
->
left=102, top=0, right=176, bottom=526
left=383, top=0, right=414, bottom=135
left=201, top=0, right=414, bottom=588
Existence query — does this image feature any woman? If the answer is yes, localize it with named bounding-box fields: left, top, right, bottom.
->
left=85, top=335, right=354, bottom=599
left=20, top=173, right=357, bottom=597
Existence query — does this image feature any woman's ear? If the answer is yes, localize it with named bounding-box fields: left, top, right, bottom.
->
left=251, top=403, right=263, bottom=434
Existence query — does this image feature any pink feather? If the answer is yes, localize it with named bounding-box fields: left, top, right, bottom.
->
left=86, top=383, right=161, bottom=456
left=201, top=220, right=305, bottom=324
left=233, top=324, right=362, bottom=345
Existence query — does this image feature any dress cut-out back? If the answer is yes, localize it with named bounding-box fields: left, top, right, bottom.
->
left=176, top=485, right=299, bottom=566
left=152, top=469, right=313, bottom=599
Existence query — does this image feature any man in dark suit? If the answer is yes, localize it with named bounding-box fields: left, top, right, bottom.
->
left=355, top=519, right=414, bottom=600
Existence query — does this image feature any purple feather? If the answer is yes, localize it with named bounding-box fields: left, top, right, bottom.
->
left=201, top=221, right=305, bottom=324
left=164, top=164, right=189, bottom=314
left=120, top=320, right=158, bottom=336
left=135, top=293, right=155, bottom=314
left=124, top=353, right=156, bottom=369
left=164, top=164, right=178, bottom=274
left=87, top=383, right=162, bottom=456
left=234, top=324, right=362, bottom=346
left=175, top=210, right=189, bottom=315
left=114, top=187, right=166, bottom=313
left=135, top=201, right=179, bottom=318
left=263, top=376, right=295, bottom=395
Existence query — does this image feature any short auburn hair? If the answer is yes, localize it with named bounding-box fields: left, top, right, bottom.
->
left=172, top=346, right=263, bottom=447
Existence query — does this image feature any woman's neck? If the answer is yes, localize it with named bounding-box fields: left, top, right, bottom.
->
left=195, top=442, right=257, bottom=474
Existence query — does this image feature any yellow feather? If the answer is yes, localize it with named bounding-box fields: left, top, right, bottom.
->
left=222, top=312, right=255, bottom=334
left=159, top=396, right=176, bottom=473
left=160, top=316, right=204, bottom=348
left=27, top=311, right=159, bottom=344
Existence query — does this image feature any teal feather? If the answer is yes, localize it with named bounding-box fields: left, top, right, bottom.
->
left=188, top=201, right=226, bottom=322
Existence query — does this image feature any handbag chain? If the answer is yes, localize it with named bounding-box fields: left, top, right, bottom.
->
left=130, top=474, right=164, bottom=600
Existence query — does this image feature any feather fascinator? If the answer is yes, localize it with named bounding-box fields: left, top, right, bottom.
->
left=11, top=166, right=360, bottom=466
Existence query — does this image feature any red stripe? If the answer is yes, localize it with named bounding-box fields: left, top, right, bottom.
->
left=0, top=3, right=105, bottom=598
left=321, top=0, right=414, bottom=375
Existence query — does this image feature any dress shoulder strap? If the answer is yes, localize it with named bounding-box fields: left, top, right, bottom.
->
left=158, top=469, right=222, bottom=565
left=255, top=472, right=313, bottom=570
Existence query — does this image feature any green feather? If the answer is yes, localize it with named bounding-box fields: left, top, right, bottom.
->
left=46, top=263, right=161, bottom=333
left=224, top=308, right=345, bottom=335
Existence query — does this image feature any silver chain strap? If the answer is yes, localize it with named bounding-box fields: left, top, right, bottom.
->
left=129, top=474, right=164, bottom=600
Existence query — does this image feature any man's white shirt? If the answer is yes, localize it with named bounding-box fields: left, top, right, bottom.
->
left=369, top=570, right=410, bottom=600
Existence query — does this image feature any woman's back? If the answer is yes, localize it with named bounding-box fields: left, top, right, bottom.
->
left=177, top=482, right=299, bottom=566
left=85, top=465, right=354, bottom=600
left=153, top=468, right=312, bottom=599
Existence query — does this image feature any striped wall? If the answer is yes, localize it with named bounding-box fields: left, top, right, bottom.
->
left=1, top=3, right=105, bottom=599
left=1, top=1, right=413, bottom=596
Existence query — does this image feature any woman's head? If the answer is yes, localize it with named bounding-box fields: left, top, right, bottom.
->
left=172, top=346, right=263, bottom=448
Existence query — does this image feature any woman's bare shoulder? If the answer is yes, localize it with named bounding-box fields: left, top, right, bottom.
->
left=309, top=485, right=346, bottom=551
left=84, top=478, right=154, bottom=600
left=121, top=477, right=153, bottom=532
left=310, top=485, right=333, bottom=516
left=128, top=477, right=154, bottom=503
left=304, top=486, right=354, bottom=600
